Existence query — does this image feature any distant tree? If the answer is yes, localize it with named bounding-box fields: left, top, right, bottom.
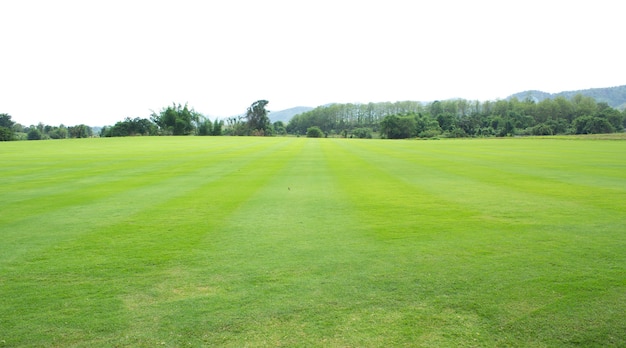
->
left=306, top=126, right=324, bottom=138
left=0, top=127, right=13, bottom=141
left=133, top=118, right=157, bottom=135
left=68, top=124, right=93, bottom=138
left=245, top=100, right=271, bottom=135
left=100, top=126, right=111, bottom=137
left=572, top=94, right=598, bottom=118
left=197, top=116, right=213, bottom=136
left=224, top=116, right=247, bottom=136
left=151, top=103, right=200, bottom=135
left=11, top=123, right=24, bottom=134
left=273, top=121, right=287, bottom=136
left=531, top=123, right=554, bottom=136
left=212, top=119, right=223, bottom=135
left=0, top=113, right=15, bottom=141
left=596, top=106, right=624, bottom=131
left=445, top=128, right=468, bottom=138
left=572, top=116, right=615, bottom=134
left=429, top=101, right=443, bottom=117
left=49, top=125, right=68, bottom=139
left=456, top=113, right=481, bottom=136
left=27, top=128, right=42, bottom=140
left=0, top=113, right=14, bottom=128
left=498, top=119, right=516, bottom=137
left=380, top=114, right=416, bottom=139
left=436, top=112, right=457, bottom=132
left=351, top=127, right=373, bottom=139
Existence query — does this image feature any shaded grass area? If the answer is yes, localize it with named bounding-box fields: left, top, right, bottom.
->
left=1, top=136, right=625, bottom=347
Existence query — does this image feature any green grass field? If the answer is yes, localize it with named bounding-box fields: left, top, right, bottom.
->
left=1, top=136, right=625, bottom=347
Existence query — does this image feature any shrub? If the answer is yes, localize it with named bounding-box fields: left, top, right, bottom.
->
left=531, top=123, right=554, bottom=136
left=306, top=126, right=324, bottom=138
left=573, top=116, right=615, bottom=134
left=27, top=128, right=42, bottom=140
left=0, top=127, right=13, bottom=141
left=351, top=127, right=373, bottom=139
left=419, top=129, right=441, bottom=138
left=444, top=128, right=467, bottom=138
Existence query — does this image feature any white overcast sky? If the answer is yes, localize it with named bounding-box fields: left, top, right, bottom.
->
left=1, top=0, right=624, bottom=126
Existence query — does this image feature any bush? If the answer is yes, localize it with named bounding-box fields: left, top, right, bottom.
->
left=444, top=128, right=467, bottom=138
left=0, top=127, right=13, bottom=141
left=306, top=126, right=324, bottom=138
left=531, top=123, right=554, bottom=136
left=380, top=114, right=416, bottom=139
left=351, top=127, right=373, bottom=139
left=573, top=116, right=615, bottom=134
left=418, top=129, right=441, bottom=138
left=27, top=128, right=42, bottom=140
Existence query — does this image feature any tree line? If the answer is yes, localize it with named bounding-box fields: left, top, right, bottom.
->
left=288, top=95, right=625, bottom=138
left=0, top=100, right=270, bottom=140
left=2, top=96, right=625, bottom=141
left=0, top=114, right=93, bottom=141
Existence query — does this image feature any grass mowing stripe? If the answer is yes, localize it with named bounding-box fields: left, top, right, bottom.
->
left=0, top=137, right=296, bottom=263
left=135, top=138, right=400, bottom=346
left=0, top=137, right=302, bottom=346
left=322, top=138, right=626, bottom=346
left=1, top=136, right=625, bottom=347
left=340, top=138, right=625, bottom=221
left=0, top=137, right=281, bottom=222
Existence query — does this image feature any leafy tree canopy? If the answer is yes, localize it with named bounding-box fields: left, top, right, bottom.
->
left=306, top=126, right=324, bottom=138
left=151, top=103, right=200, bottom=135
left=0, top=113, right=15, bottom=141
left=245, top=100, right=271, bottom=135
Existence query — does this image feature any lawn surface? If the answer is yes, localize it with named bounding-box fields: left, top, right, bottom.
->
left=1, top=136, right=625, bottom=347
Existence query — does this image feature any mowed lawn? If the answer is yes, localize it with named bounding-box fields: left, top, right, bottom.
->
left=1, top=136, right=625, bottom=347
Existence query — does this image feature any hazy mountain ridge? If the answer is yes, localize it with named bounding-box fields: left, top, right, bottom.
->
left=508, top=85, right=626, bottom=109
left=268, top=106, right=314, bottom=123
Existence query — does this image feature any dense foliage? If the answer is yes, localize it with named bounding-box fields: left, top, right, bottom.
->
left=2, top=92, right=625, bottom=141
left=286, top=95, right=625, bottom=139
left=286, top=101, right=424, bottom=136
left=224, top=100, right=273, bottom=136
left=306, top=126, right=324, bottom=138
left=0, top=113, right=15, bottom=141
left=0, top=114, right=93, bottom=141
left=101, top=117, right=157, bottom=137
left=150, top=103, right=201, bottom=135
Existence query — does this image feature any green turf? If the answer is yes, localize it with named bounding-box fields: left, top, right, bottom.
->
left=1, top=136, right=625, bottom=347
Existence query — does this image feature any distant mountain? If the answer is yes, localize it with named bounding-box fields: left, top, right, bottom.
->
left=268, top=106, right=313, bottom=123
left=508, top=85, right=626, bottom=109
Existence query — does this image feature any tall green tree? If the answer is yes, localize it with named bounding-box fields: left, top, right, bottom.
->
left=212, top=119, right=223, bottom=135
left=245, top=100, right=271, bottom=135
left=0, top=113, right=15, bottom=141
left=572, top=116, right=615, bottom=134
left=151, top=103, right=200, bottom=135
left=197, top=116, right=213, bottom=136
left=273, top=121, right=287, bottom=136
left=68, top=124, right=93, bottom=138
left=27, top=128, right=42, bottom=140
left=380, top=114, right=416, bottom=139
left=103, top=117, right=156, bottom=137
left=224, top=116, right=247, bottom=136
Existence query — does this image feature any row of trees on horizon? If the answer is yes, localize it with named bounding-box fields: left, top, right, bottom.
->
left=1, top=95, right=625, bottom=141
left=288, top=95, right=625, bottom=138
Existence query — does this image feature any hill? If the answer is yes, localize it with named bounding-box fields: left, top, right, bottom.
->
left=508, top=85, right=626, bottom=109
left=268, top=106, right=313, bottom=123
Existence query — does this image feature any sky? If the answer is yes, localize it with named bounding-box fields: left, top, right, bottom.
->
left=1, top=0, right=624, bottom=126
